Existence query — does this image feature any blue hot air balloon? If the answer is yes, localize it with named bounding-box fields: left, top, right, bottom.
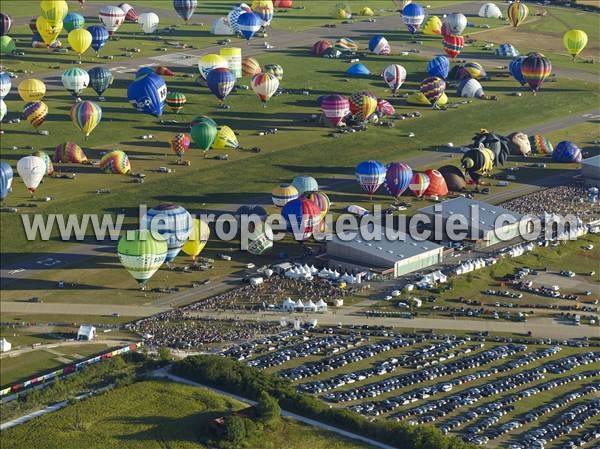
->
left=384, top=162, right=413, bottom=200
left=402, top=3, right=425, bottom=34
left=88, top=66, right=113, bottom=98
left=346, top=63, right=371, bottom=76
left=427, top=55, right=450, bottom=79
left=173, top=0, right=197, bottom=22
left=88, top=25, right=109, bottom=54
left=509, top=56, right=526, bottom=86
left=144, top=203, right=193, bottom=262
left=0, top=161, right=13, bottom=201
left=136, top=67, right=155, bottom=78
left=355, top=160, right=386, bottom=198
left=127, top=72, right=167, bottom=117
left=552, top=141, right=582, bottom=163
left=237, top=12, right=262, bottom=41
left=206, top=67, right=236, bottom=102
left=0, top=71, right=11, bottom=100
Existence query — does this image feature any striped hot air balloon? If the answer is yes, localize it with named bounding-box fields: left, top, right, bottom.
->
left=409, top=172, right=430, bottom=197
left=119, top=3, right=139, bottom=23
left=384, top=162, right=412, bottom=200
left=264, top=63, right=284, bottom=80
left=61, top=67, right=89, bottom=99
left=424, top=169, right=448, bottom=197
left=528, top=135, right=553, bottom=155
left=563, top=29, right=588, bottom=61
left=145, top=203, right=193, bottom=262
left=321, top=94, right=350, bottom=128
left=355, top=160, right=386, bottom=198
left=173, top=0, right=198, bottom=22
left=238, top=12, right=262, bottom=41
left=251, top=72, right=279, bottom=106
left=402, top=3, right=424, bottom=34
left=117, top=230, right=167, bottom=289
left=71, top=100, right=102, bottom=138
left=552, top=141, right=582, bottom=163
left=303, top=191, right=330, bottom=221
left=349, top=92, right=377, bottom=122
left=458, top=61, right=486, bottom=80
left=88, top=66, right=113, bottom=98
left=23, top=101, right=48, bottom=129
left=98, top=5, right=125, bottom=36
left=376, top=99, right=395, bottom=116
left=521, top=52, right=552, bottom=94
left=0, top=13, right=12, bottom=36
left=443, top=34, right=464, bottom=59
left=166, top=91, right=186, bottom=113
left=368, top=35, right=391, bottom=55
left=88, top=25, right=109, bottom=54
left=170, top=133, right=191, bottom=161
left=212, top=126, right=239, bottom=150
left=272, top=183, right=299, bottom=207
left=292, top=176, right=318, bottom=196
left=282, top=197, right=322, bottom=241
left=54, top=142, right=88, bottom=163
left=427, top=55, right=449, bottom=79
left=32, top=150, right=54, bottom=176
left=419, top=76, right=446, bottom=108
left=99, top=150, right=130, bottom=174
left=507, top=0, right=528, bottom=29
left=206, top=67, right=236, bottom=102
left=242, top=57, right=261, bottom=77
left=382, top=64, right=406, bottom=93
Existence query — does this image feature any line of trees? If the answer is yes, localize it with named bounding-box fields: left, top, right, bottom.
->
left=173, top=355, right=476, bottom=449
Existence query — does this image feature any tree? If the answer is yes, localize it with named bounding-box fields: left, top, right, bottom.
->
left=157, top=347, right=172, bottom=362
left=255, top=391, right=281, bottom=422
left=223, top=415, right=246, bottom=443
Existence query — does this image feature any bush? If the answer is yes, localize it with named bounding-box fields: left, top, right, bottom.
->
left=255, top=391, right=280, bottom=423
left=223, top=415, right=246, bottom=443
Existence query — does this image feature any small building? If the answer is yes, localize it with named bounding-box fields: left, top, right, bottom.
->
left=333, top=298, right=344, bottom=307
left=581, top=155, right=600, bottom=187
left=0, top=338, right=12, bottom=353
left=77, top=325, right=96, bottom=341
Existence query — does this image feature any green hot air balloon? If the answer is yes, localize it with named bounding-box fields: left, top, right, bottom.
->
left=190, top=116, right=217, bottom=155
left=117, top=229, right=168, bottom=289
left=0, top=35, right=16, bottom=55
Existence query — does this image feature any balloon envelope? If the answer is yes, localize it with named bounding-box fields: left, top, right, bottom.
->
left=61, top=67, right=89, bottom=97
left=127, top=73, right=167, bottom=117
left=402, top=3, right=424, bottom=33
left=251, top=72, right=279, bottom=103
left=0, top=13, right=12, bottom=36
left=0, top=162, right=13, bottom=200
left=553, top=141, right=582, bottom=163
left=117, top=230, right=168, bottom=286
left=0, top=71, right=12, bottom=100
left=139, top=12, right=159, bottom=33
left=67, top=28, right=92, bottom=55
left=427, top=55, right=449, bottom=79
left=206, top=67, right=236, bottom=101
left=237, top=12, right=262, bottom=40
left=17, top=155, right=45, bottom=192
left=198, top=54, right=228, bottom=80
left=355, top=160, right=386, bottom=196
left=321, top=94, right=350, bottom=127
left=182, top=218, right=210, bottom=260
left=292, top=176, right=318, bottom=196
left=54, top=142, right=88, bottom=163
left=409, top=172, right=430, bottom=197
left=563, top=29, right=588, bottom=59
left=98, top=5, right=125, bottom=35
left=23, top=101, right=48, bottom=129
left=99, top=150, right=130, bottom=174
left=190, top=117, right=218, bottom=152
left=384, top=162, right=412, bottom=199
left=145, top=204, right=193, bottom=262
left=173, top=0, right=198, bottom=22
left=272, top=183, right=299, bottom=207
left=382, top=64, right=406, bottom=93
left=70, top=100, right=102, bottom=137
left=64, top=12, right=84, bottom=32
left=521, top=52, right=552, bottom=93
left=88, top=66, right=113, bottom=97
left=18, top=79, right=46, bottom=102
left=88, top=25, right=109, bottom=53
left=282, top=197, right=321, bottom=241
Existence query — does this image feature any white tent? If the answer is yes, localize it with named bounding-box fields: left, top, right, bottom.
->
left=282, top=297, right=296, bottom=312
left=77, top=325, right=96, bottom=341
left=304, top=300, right=317, bottom=312
left=0, top=338, right=12, bottom=352
left=315, top=299, right=328, bottom=312
left=211, top=17, right=235, bottom=35
left=295, top=299, right=305, bottom=310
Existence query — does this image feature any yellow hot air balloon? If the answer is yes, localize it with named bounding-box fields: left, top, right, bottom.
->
left=18, top=79, right=47, bottom=102
left=40, top=0, right=69, bottom=27
left=182, top=218, right=210, bottom=261
left=68, top=28, right=92, bottom=55
left=563, top=29, right=588, bottom=61
left=212, top=125, right=239, bottom=150
left=406, top=91, right=448, bottom=106
left=422, top=15, right=442, bottom=36
left=36, top=16, right=63, bottom=46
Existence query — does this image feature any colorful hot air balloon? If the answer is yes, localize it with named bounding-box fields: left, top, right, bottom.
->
left=98, top=5, right=125, bottom=36
left=443, top=34, right=464, bottom=59
left=206, top=67, right=236, bottom=103
left=61, top=67, right=89, bottom=98
left=166, top=91, right=187, bottom=113
left=507, top=0, right=528, bottom=29
left=471, top=130, right=510, bottom=166
left=0, top=161, right=13, bottom=201
left=422, top=15, right=442, bottom=36
left=409, top=172, right=430, bottom=197
left=182, top=218, right=210, bottom=260
left=312, top=39, right=332, bottom=56
left=292, top=176, right=318, bottom=196
left=17, top=155, right=46, bottom=193
left=349, top=92, right=377, bottom=122
left=212, top=125, right=239, bottom=149
left=282, top=197, right=321, bottom=241
left=88, top=66, right=113, bottom=99
left=303, top=191, right=330, bottom=221
left=18, top=79, right=46, bottom=102
left=198, top=54, right=228, bottom=80
left=528, top=135, right=553, bottom=155
left=377, top=99, right=395, bottom=117
left=521, top=52, right=552, bottom=93
left=419, top=76, right=446, bottom=108
left=36, top=16, right=63, bottom=46
left=321, top=94, right=350, bottom=128
left=461, top=147, right=494, bottom=183
left=238, top=12, right=262, bottom=41
left=0, top=13, right=12, bottom=36
left=251, top=72, right=279, bottom=106
left=70, top=100, right=102, bottom=137
left=99, top=150, right=130, bottom=174
left=63, top=12, right=84, bottom=32
left=252, top=0, right=274, bottom=26
left=0, top=72, right=12, bottom=100
left=88, top=25, right=109, bottom=54
left=170, top=133, right=191, bottom=161
left=155, top=66, right=175, bottom=77
left=128, top=72, right=167, bottom=117
left=509, top=56, right=526, bottom=86
left=458, top=62, right=486, bottom=80
left=368, top=35, right=391, bottom=55
left=382, top=64, right=406, bottom=94
left=242, top=57, right=261, bottom=77
left=553, top=141, right=582, bottom=163
left=272, top=183, right=298, bottom=207
left=443, top=12, right=467, bottom=36
left=117, top=230, right=168, bottom=288
left=54, top=142, right=88, bottom=163
left=384, top=162, right=412, bottom=200
left=145, top=204, right=193, bottom=262
left=119, top=3, right=139, bottom=22
left=190, top=116, right=218, bottom=153
left=424, top=169, right=448, bottom=197
left=427, top=55, right=449, bottom=79
left=402, top=3, right=424, bottom=34
left=173, top=0, right=198, bottom=22
left=139, top=12, right=159, bottom=34
left=355, top=160, right=386, bottom=198
left=264, top=63, right=283, bottom=81
left=23, top=101, right=48, bottom=129
left=227, top=4, right=251, bottom=34
left=563, top=29, right=588, bottom=61
left=496, top=43, right=519, bottom=58
left=32, top=150, right=54, bottom=176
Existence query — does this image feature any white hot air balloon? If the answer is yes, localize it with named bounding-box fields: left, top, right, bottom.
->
left=98, top=5, right=126, bottom=36
left=444, top=12, right=468, bottom=36
left=17, top=156, right=46, bottom=194
left=382, top=64, right=407, bottom=94
left=61, top=67, right=90, bottom=99
left=478, top=3, right=502, bottom=18
left=0, top=99, right=6, bottom=122
left=139, top=12, right=159, bottom=34
left=0, top=72, right=11, bottom=100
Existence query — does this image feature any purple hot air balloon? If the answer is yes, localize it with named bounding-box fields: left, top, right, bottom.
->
left=552, top=141, right=582, bottom=163
left=173, top=0, right=198, bottom=22
left=321, top=94, right=350, bottom=128
left=206, top=67, right=235, bottom=102
left=384, top=162, right=413, bottom=200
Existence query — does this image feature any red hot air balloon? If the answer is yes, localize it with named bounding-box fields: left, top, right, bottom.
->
left=443, top=34, right=464, bottom=60
left=282, top=197, right=322, bottom=241
left=424, top=169, right=449, bottom=197
left=312, top=39, right=332, bottom=56
left=155, top=66, right=175, bottom=77
left=321, top=94, right=350, bottom=127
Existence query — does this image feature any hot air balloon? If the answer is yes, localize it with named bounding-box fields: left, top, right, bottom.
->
left=282, top=197, right=321, bottom=241
left=253, top=0, right=274, bottom=26
left=507, top=132, right=531, bottom=156
left=443, top=13, right=467, bottom=36
left=346, top=63, right=371, bottom=77
left=36, top=16, right=63, bottom=46
left=507, top=0, right=528, bottom=29
left=334, top=37, right=358, bottom=51
left=521, top=52, right=552, bottom=94
left=0, top=161, right=13, bottom=201
left=424, top=169, right=448, bottom=197
left=166, top=91, right=186, bottom=113
left=190, top=116, right=218, bottom=153
left=479, top=2, right=502, bottom=18
left=144, top=204, right=192, bottom=263
left=170, top=133, right=191, bottom=162
left=212, top=125, right=239, bottom=149
left=242, top=57, right=261, bottom=77
left=182, top=218, right=210, bottom=260
left=471, top=130, right=510, bottom=166
left=377, top=99, right=395, bottom=117
left=0, top=13, right=12, bottom=36
left=0, top=99, right=6, bottom=123
left=312, top=39, right=332, bottom=56
left=509, top=56, right=526, bottom=86
left=98, top=5, right=125, bottom=36
left=206, top=67, right=236, bottom=103
left=70, top=100, right=102, bottom=138
left=31, top=150, right=54, bottom=176
left=272, top=183, right=298, bottom=207
left=88, top=66, right=113, bottom=99
left=438, top=165, right=466, bottom=191
left=128, top=72, right=167, bottom=117
left=99, top=150, right=130, bottom=174
left=461, top=146, right=494, bottom=183
left=236, top=204, right=268, bottom=221
left=17, top=155, right=46, bottom=194
left=173, top=0, right=197, bottom=22
left=553, top=141, right=582, bottom=163
left=247, top=222, right=273, bottom=255
left=303, top=191, right=330, bottom=220
left=563, top=29, right=588, bottom=61
left=119, top=3, right=139, bottom=22
left=198, top=54, right=228, bottom=80
left=496, top=43, right=519, bottom=58
left=0, top=72, right=11, bottom=100
left=54, top=142, right=88, bottom=163
left=458, top=62, right=487, bottom=80
left=384, top=162, right=412, bottom=200
left=18, top=79, right=46, bottom=102
left=61, top=67, right=89, bottom=99
left=64, top=12, right=84, bottom=32
left=117, top=230, right=168, bottom=289
left=409, top=172, right=430, bottom=197
left=139, top=12, right=159, bottom=34
left=274, top=0, right=292, bottom=7
left=368, top=35, right=390, bottom=55
left=31, top=32, right=62, bottom=49
left=136, top=67, right=155, bottom=79
left=457, top=78, right=485, bottom=99
left=333, top=2, right=352, bottom=19
left=0, top=35, right=16, bottom=54
left=349, top=92, right=377, bottom=122
left=320, top=94, right=349, bottom=127
left=402, top=3, right=424, bottom=33
left=238, top=12, right=262, bottom=41
left=155, top=66, right=174, bottom=77
left=40, top=0, right=68, bottom=26
left=251, top=72, right=279, bottom=106
left=88, top=25, right=109, bottom=54
left=422, top=15, right=442, bottom=36
left=264, top=63, right=283, bottom=81
left=443, top=34, right=464, bottom=59
left=382, top=64, right=406, bottom=94
left=23, top=101, right=48, bottom=129
left=427, top=55, right=449, bottom=79
left=528, top=135, right=553, bottom=155
left=292, top=175, right=318, bottom=196
left=419, top=76, right=446, bottom=108
left=227, top=4, right=252, bottom=34
left=355, top=160, right=386, bottom=198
